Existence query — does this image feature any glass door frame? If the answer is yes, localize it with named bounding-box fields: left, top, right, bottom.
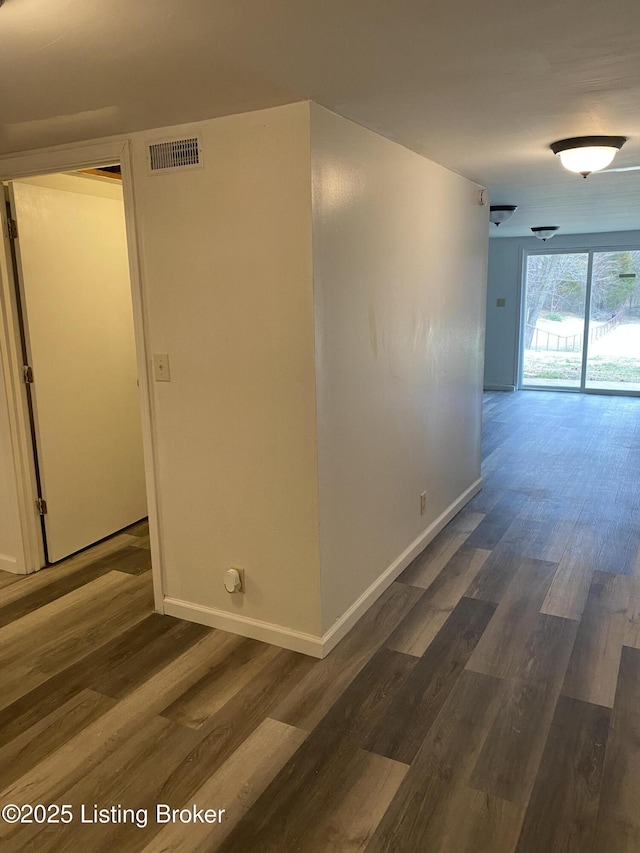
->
left=518, top=244, right=640, bottom=397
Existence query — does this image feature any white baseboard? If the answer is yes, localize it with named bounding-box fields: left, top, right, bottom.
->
left=0, top=554, right=20, bottom=574
left=320, top=477, right=483, bottom=656
left=484, top=384, right=516, bottom=392
left=163, top=478, right=483, bottom=659
left=162, top=597, right=326, bottom=658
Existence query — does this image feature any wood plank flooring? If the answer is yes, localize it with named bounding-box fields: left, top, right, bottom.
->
left=1, top=389, right=639, bottom=851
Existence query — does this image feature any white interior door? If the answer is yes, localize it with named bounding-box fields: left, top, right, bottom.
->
left=9, top=174, right=147, bottom=562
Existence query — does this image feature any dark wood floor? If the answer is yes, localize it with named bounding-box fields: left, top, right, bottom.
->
left=1, top=390, right=639, bottom=851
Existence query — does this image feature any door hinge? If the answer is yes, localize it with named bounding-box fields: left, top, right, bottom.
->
left=23, top=365, right=34, bottom=384
left=4, top=218, right=17, bottom=240
left=35, top=498, right=48, bottom=515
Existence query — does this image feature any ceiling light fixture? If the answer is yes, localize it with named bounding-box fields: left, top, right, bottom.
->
left=550, top=136, right=627, bottom=178
left=489, top=205, right=518, bottom=226
left=531, top=226, right=559, bottom=241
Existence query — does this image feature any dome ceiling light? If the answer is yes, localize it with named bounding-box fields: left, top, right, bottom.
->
left=531, top=226, right=559, bottom=241
left=489, top=205, right=518, bottom=226
left=550, top=136, right=627, bottom=178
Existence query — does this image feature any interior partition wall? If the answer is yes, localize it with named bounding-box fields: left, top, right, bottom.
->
left=519, top=247, right=640, bottom=395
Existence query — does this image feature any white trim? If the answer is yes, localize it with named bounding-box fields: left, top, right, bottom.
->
left=163, top=478, right=483, bottom=659
left=484, top=384, right=515, bottom=392
left=516, top=245, right=527, bottom=389
left=0, top=138, right=131, bottom=181
left=0, top=138, right=165, bottom=609
left=162, top=598, right=325, bottom=658
left=320, top=477, right=483, bottom=656
left=118, top=143, right=165, bottom=613
left=0, top=554, right=21, bottom=574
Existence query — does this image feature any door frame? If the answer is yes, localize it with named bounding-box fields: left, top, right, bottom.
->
left=518, top=244, right=640, bottom=397
left=0, top=138, right=164, bottom=612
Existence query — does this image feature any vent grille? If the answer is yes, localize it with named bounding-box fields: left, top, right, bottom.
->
left=148, top=137, right=202, bottom=173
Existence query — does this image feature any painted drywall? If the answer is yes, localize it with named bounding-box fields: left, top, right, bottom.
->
left=311, top=105, right=489, bottom=633
left=129, top=102, right=323, bottom=636
left=485, top=231, right=640, bottom=389
left=0, top=101, right=489, bottom=648
left=18, top=172, right=125, bottom=201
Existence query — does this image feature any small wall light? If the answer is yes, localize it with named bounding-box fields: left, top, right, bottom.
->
left=489, top=205, right=518, bottom=226
left=531, top=226, right=559, bottom=241
left=550, top=136, right=627, bottom=178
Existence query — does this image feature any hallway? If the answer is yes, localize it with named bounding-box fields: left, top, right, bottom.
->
left=0, top=391, right=638, bottom=851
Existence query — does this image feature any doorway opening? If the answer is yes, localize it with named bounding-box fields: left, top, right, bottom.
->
left=520, top=248, right=640, bottom=394
left=3, top=167, right=147, bottom=566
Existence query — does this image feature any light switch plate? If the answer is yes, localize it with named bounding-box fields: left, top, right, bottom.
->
left=153, top=353, right=171, bottom=381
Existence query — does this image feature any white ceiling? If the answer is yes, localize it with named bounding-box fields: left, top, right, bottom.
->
left=2, top=0, right=640, bottom=237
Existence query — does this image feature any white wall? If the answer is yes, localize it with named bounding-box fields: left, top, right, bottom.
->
left=311, top=105, right=489, bottom=634
left=0, top=101, right=490, bottom=654
left=485, top=231, right=640, bottom=389
left=130, top=103, right=323, bottom=637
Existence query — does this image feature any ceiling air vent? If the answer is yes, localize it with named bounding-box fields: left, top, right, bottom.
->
left=148, top=136, right=203, bottom=174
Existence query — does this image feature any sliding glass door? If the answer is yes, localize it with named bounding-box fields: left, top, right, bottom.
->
left=521, top=249, right=640, bottom=394
left=522, top=252, right=589, bottom=389
left=585, top=252, right=640, bottom=392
